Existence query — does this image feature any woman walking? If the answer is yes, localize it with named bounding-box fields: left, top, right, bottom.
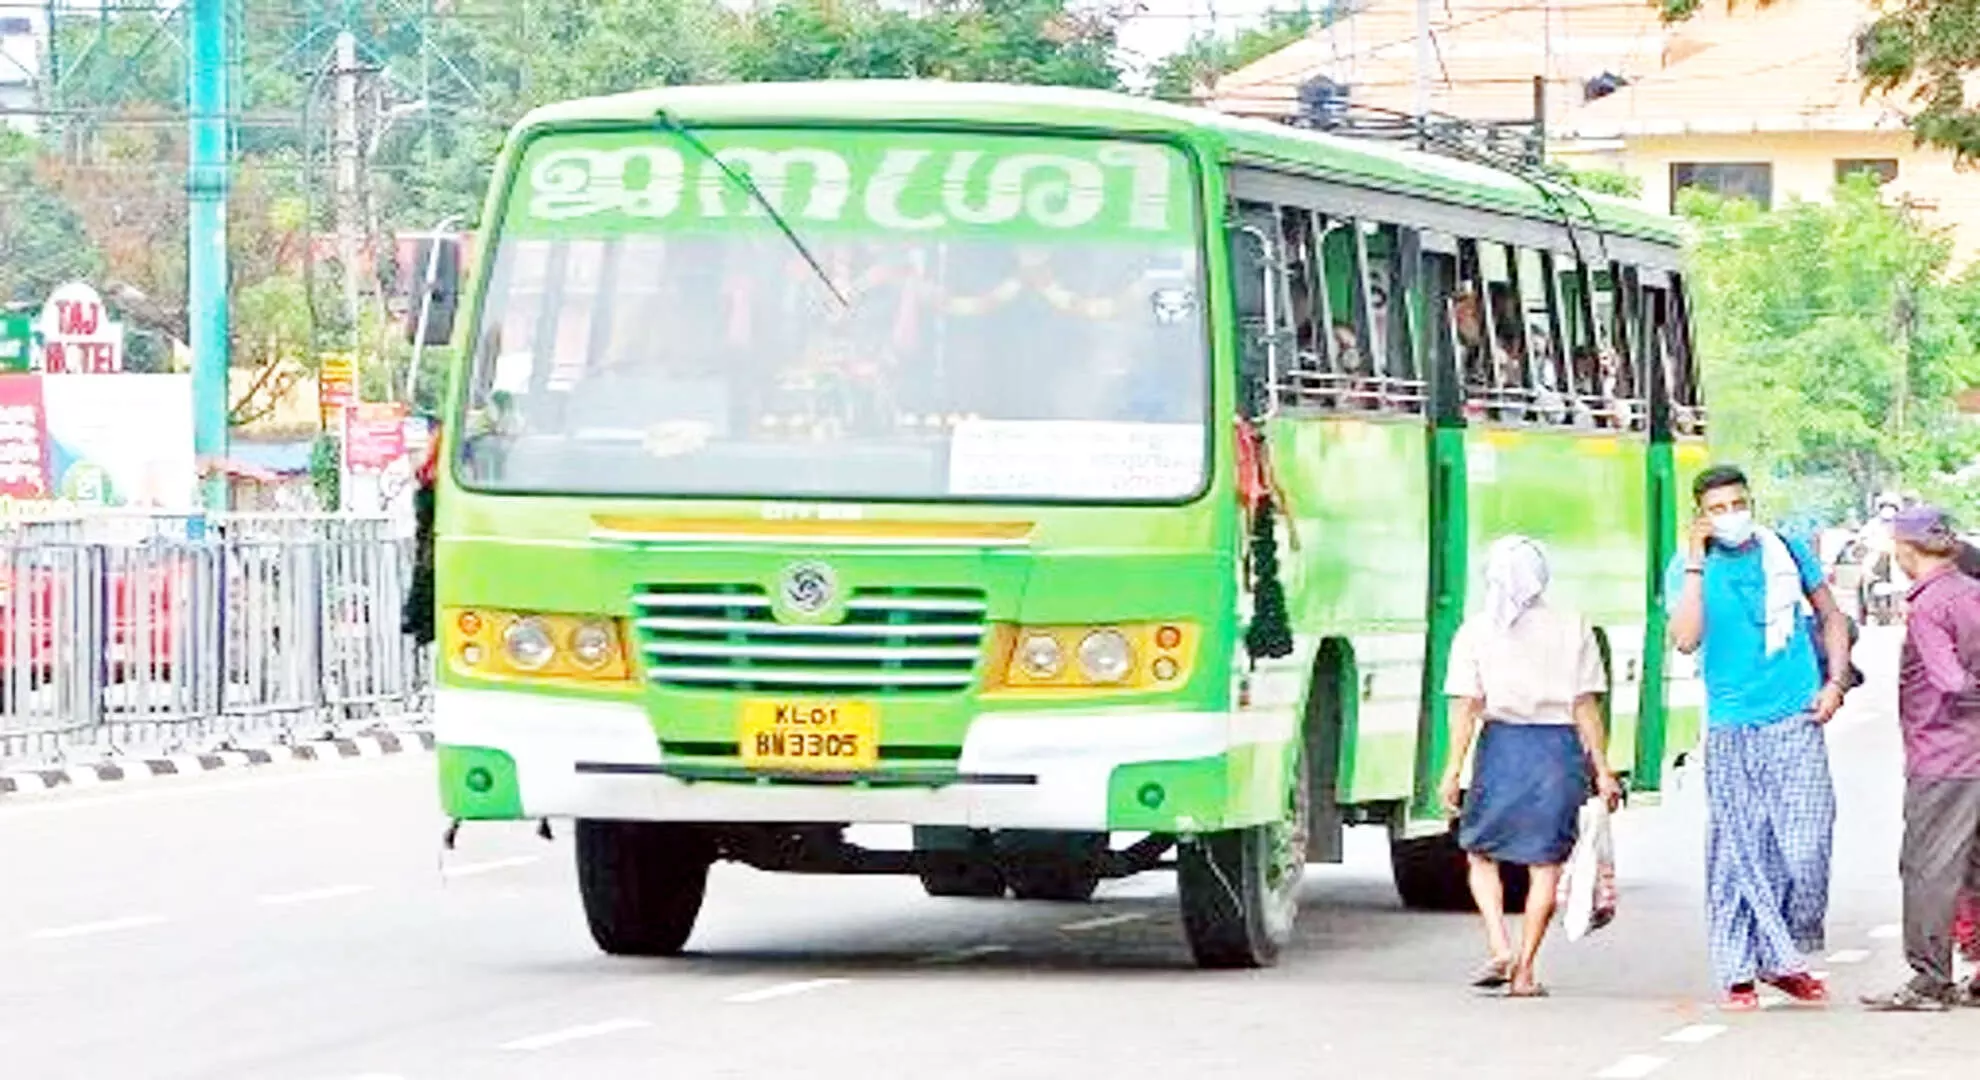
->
left=1440, top=536, right=1625, bottom=997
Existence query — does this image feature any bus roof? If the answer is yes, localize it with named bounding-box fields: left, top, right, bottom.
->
left=511, top=81, right=1684, bottom=246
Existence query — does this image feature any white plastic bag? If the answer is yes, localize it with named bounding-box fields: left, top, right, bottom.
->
left=1560, top=797, right=1617, bottom=941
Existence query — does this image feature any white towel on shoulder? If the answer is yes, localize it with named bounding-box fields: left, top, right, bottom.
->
left=1754, top=526, right=1808, bottom=656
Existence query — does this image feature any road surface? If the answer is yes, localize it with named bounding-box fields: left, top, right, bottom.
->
left=0, top=629, right=1973, bottom=1079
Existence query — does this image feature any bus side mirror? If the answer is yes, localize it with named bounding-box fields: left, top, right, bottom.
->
left=405, top=236, right=462, bottom=347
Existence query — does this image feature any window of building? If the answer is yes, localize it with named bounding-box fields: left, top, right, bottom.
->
left=1836, top=158, right=1899, bottom=186
left=1670, top=162, right=1773, bottom=211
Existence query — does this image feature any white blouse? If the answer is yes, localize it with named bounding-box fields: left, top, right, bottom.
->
left=1443, top=603, right=1606, bottom=725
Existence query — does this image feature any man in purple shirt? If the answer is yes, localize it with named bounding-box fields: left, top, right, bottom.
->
left=1864, top=506, right=1980, bottom=1011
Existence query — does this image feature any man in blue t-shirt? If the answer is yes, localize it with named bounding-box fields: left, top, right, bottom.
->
left=1667, top=465, right=1855, bottom=1012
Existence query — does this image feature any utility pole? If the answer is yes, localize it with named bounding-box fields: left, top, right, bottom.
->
left=187, top=0, right=230, bottom=511
left=333, top=29, right=362, bottom=330
left=1413, top=0, right=1430, bottom=148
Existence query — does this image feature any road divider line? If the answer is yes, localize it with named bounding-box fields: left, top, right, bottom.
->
left=498, top=1018, right=650, bottom=1051
left=442, top=855, right=539, bottom=879
left=725, top=978, right=850, bottom=1004
left=1869, top=924, right=1901, bottom=941
left=258, top=884, right=375, bottom=906
left=1660, top=1024, right=1727, bottom=1045
left=1827, top=948, right=1872, bottom=964
left=28, top=914, right=168, bottom=940
left=919, top=944, right=1011, bottom=964
left=1059, top=912, right=1148, bottom=933
left=1595, top=1054, right=1669, bottom=1079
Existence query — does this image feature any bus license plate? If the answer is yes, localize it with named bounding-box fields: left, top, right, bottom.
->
left=739, top=700, right=878, bottom=771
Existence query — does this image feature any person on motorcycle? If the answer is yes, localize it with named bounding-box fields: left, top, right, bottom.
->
left=1860, top=493, right=1908, bottom=625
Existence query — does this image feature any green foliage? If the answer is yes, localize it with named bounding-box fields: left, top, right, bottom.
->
left=729, top=0, right=1122, bottom=88
left=1662, top=0, right=1980, bottom=165
left=1682, top=175, right=1980, bottom=522
left=1149, top=6, right=1329, bottom=102
left=1557, top=165, right=1643, bottom=199
left=309, top=433, right=342, bottom=511
left=0, top=132, right=101, bottom=307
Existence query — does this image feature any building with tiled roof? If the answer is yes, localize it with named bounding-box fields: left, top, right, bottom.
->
left=1553, top=0, right=1980, bottom=261
left=1205, top=0, right=1737, bottom=133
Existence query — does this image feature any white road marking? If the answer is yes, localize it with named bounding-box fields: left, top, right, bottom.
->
left=258, top=884, right=375, bottom=906
left=918, top=944, right=1012, bottom=964
left=28, top=914, right=168, bottom=940
left=0, top=757, right=421, bottom=819
left=725, top=978, right=850, bottom=1004
left=1059, top=912, right=1148, bottom=933
left=1661, top=1024, right=1727, bottom=1045
left=1828, top=948, right=1872, bottom=964
left=441, top=855, right=539, bottom=879
left=1869, top=924, right=1902, bottom=940
left=1595, top=1055, right=1669, bottom=1079
left=498, top=1018, right=650, bottom=1051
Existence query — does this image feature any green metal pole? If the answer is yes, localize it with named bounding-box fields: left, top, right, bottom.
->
left=188, top=0, right=230, bottom=511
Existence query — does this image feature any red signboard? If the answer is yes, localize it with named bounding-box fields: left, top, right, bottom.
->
left=344, top=402, right=408, bottom=471
left=0, top=375, right=52, bottom=499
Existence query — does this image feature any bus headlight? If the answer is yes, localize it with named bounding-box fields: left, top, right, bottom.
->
left=444, top=609, right=634, bottom=683
left=502, top=617, right=557, bottom=671
left=1017, top=632, right=1065, bottom=679
left=570, top=621, right=617, bottom=669
left=1077, top=629, right=1134, bottom=684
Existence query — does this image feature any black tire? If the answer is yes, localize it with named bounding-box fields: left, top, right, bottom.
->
left=1389, top=826, right=1530, bottom=913
left=575, top=819, right=713, bottom=957
left=1178, top=743, right=1308, bottom=969
left=914, top=826, right=1006, bottom=898
left=998, top=831, right=1106, bottom=902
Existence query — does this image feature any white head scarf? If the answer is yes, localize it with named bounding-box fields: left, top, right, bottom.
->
left=1483, top=535, right=1550, bottom=631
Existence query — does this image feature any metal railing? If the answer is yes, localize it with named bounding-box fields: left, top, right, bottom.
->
left=1, top=513, right=429, bottom=767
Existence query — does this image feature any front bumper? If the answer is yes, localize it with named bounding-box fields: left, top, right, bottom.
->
left=435, top=687, right=1294, bottom=833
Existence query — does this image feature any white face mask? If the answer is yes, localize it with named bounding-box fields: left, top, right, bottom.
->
left=1711, top=509, right=1756, bottom=547
left=1879, top=506, right=1898, bottom=521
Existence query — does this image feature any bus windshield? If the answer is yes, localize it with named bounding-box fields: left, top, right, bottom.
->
left=457, top=128, right=1208, bottom=503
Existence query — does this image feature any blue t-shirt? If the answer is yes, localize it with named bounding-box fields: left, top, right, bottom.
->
left=1663, top=534, right=1824, bottom=728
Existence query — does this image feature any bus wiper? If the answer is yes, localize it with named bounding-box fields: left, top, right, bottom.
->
left=656, top=109, right=851, bottom=309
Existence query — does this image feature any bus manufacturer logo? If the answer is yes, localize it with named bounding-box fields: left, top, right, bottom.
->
left=777, top=561, right=839, bottom=621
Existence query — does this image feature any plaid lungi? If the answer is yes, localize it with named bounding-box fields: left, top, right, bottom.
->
left=1704, top=712, right=1837, bottom=988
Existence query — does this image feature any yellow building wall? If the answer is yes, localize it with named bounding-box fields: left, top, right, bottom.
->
left=1559, top=130, right=1980, bottom=265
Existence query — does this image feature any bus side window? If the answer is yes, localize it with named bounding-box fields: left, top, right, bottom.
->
left=1422, top=245, right=1464, bottom=422
left=1317, top=217, right=1370, bottom=403
left=1667, top=273, right=1706, bottom=436
left=1521, top=248, right=1571, bottom=426
left=1366, top=222, right=1422, bottom=413
left=1276, top=205, right=1333, bottom=408
left=1559, top=261, right=1602, bottom=428
left=1605, top=263, right=1648, bottom=433
left=1231, top=200, right=1295, bottom=418
left=1479, top=241, right=1528, bottom=422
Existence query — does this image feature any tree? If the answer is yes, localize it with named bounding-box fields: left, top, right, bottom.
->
left=0, top=132, right=100, bottom=308
left=1681, top=175, right=1980, bottom=520
left=1557, top=165, right=1643, bottom=199
left=1662, top=0, right=1980, bottom=165
left=1149, top=6, right=1329, bottom=103
left=728, top=0, right=1123, bottom=89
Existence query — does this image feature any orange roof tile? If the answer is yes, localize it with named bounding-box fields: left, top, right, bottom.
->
left=1208, top=0, right=1712, bottom=124
left=1558, top=0, right=1913, bottom=137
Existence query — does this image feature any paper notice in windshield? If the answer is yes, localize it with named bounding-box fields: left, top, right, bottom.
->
left=947, top=420, right=1203, bottom=500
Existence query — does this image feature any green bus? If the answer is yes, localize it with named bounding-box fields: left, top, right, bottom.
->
left=426, top=81, right=1709, bottom=968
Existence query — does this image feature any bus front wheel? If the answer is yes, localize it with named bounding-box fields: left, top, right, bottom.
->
left=1389, top=827, right=1530, bottom=912
left=575, top=819, right=713, bottom=957
left=1177, top=750, right=1308, bottom=968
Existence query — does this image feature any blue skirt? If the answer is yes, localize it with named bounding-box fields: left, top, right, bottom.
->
left=1459, top=721, right=1589, bottom=867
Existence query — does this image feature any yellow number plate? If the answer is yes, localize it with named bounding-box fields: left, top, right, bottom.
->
left=739, top=700, right=879, bottom=771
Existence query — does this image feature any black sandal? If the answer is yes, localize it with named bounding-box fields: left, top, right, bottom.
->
left=1470, top=957, right=1512, bottom=989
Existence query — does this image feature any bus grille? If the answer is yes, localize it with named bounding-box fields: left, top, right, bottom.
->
left=631, top=584, right=989, bottom=693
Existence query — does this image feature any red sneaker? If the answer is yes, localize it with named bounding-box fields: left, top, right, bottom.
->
left=1764, top=972, right=1830, bottom=1004
left=1723, top=983, right=1761, bottom=1012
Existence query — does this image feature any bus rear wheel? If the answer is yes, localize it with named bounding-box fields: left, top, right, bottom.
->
left=1178, top=747, right=1308, bottom=969
left=575, top=820, right=713, bottom=957
left=1389, top=826, right=1530, bottom=912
